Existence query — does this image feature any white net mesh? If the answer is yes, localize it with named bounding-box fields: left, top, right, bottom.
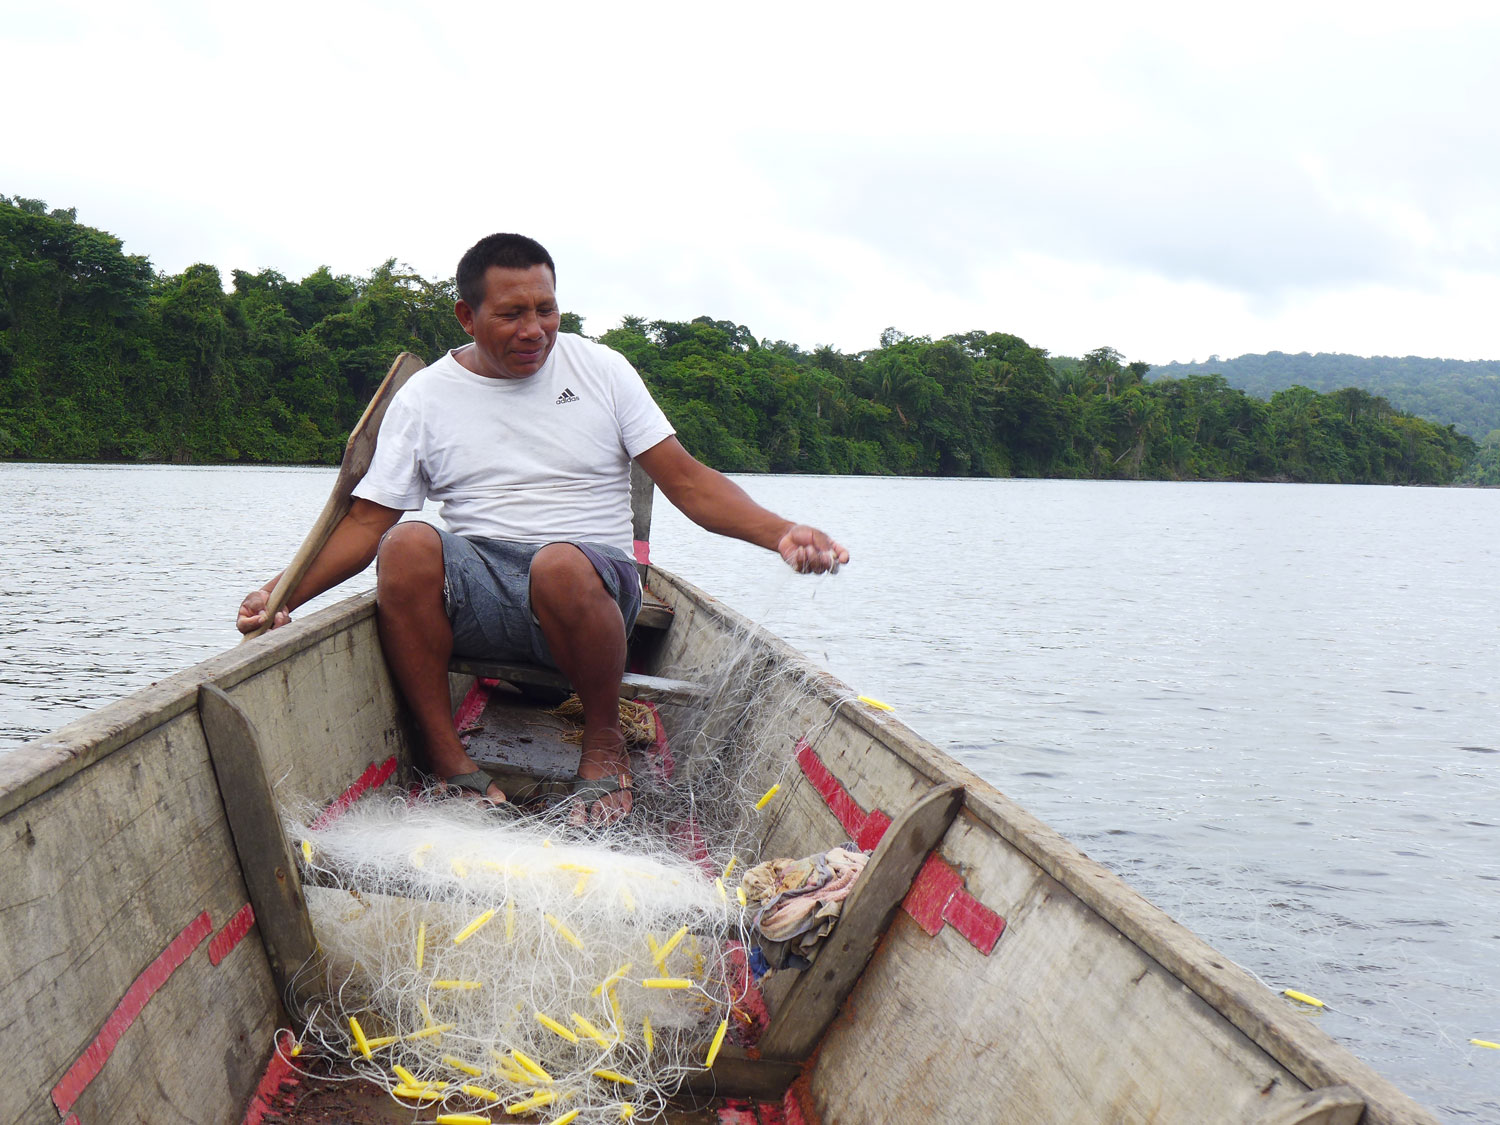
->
left=280, top=622, right=850, bottom=1122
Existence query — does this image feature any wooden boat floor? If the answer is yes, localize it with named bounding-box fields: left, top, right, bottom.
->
left=278, top=1065, right=751, bottom=1124
left=459, top=683, right=656, bottom=805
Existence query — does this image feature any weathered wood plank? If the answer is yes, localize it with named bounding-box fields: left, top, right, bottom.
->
left=676, top=1044, right=800, bottom=1100
left=630, top=459, right=656, bottom=544
left=460, top=692, right=657, bottom=797
left=1, top=595, right=407, bottom=1124
left=1, top=709, right=279, bottom=1124
left=1257, top=1086, right=1365, bottom=1125
left=636, top=592, right=673, bottom=632
left=198, top=684, right=319, bottom=1013
left=224, top=611, right=412, bottom=814
left=791, top=803, right=1319, bottom=1124
left=0, top=591, right=382, bottom=822
left=448, top=659, right=706, bottom=705
left=805, top=906, right=1303, bottom=1124
left=758, top=781, right=965, bottom=1061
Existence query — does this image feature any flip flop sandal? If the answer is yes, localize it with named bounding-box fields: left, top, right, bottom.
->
left=434, top=768, right=514, bottom=814
left=569, top=773, right=635, bottom=825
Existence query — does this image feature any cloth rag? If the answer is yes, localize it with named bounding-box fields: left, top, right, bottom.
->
left=741, top=844, right=868, bottom=968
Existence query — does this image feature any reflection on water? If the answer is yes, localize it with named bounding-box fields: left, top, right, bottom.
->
left=2, top=466, right=1496, bottom=1121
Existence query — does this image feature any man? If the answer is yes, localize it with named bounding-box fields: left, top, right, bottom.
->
left=238, top=233, right=847, bottom=822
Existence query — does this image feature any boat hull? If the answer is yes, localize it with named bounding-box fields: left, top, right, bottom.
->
left=1, top=591, right=405, bottom=1125
left=0, top=574, right=1439, bottom=1124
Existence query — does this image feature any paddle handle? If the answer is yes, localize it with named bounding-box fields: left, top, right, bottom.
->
left=244, top=351, right=426, bottom=640
left=249, top=490, right=353, bottom=637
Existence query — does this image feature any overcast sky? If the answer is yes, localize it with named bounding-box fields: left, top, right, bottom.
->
left=5, top=0, right=1499, bottom=363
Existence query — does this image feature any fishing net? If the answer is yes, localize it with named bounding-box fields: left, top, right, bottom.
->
left=289, top=798, right=738, bottom=1122
left=281, top=620, right=849, bottom=1123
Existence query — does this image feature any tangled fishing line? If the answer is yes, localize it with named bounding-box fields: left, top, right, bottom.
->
left=280, top=619, right=851, bottom=1123
left=289, top=798, right=740, bottom=1122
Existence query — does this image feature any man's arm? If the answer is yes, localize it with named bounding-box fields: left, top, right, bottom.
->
left=236, top=498, right=404, bottom=633
left=633, top=437, right=849, bottom=573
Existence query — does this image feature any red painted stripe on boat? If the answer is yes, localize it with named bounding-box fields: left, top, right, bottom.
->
left=716, top=1104, right=759, bottom=1124
left=727, top=941, right=770, bottom=1041
left=51, top=911, right=214, bottom=1114
left=755, top=1103, right=788, bottom=1125
left=633, top=538, right=651, bottom=565
left=782, top=1082, right=813, bottom=1125
left=795, top=740, right=1007, bottom=955
left=641, top=700, right=676, bottom=781
left=943, top=889, right=1006, bottom=955
left=900, top=855, right=1007, bottom=954
left=902, top=854, right=964, bottom=936
left=209, top=903, right=256, bottom=966
left=242, top=1030, right=299, bottom=1125
left=451, top=677, right=493, bottom=732
left=795, top=739, right=866, bottom=837
left=310, top=755, right=397, bottom=830
left=854, top=808, right=892, bottom=851
left=652, top=696, right=710, bottom=871
left=671, top=818, right=711, bottom=868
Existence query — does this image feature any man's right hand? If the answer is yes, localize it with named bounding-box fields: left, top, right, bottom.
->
left=234, top=500, right=402, bottom=637
left=237, top=588, right=290, bottom=634
left=777, top=524, right=849, bottom=574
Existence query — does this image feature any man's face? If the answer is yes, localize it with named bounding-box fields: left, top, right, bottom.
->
left=456, top=264, right=561, bottom=379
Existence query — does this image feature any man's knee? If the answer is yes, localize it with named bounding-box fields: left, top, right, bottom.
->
left=530, top=544, right=609, bottom=610
left=376, top=522, right=445, bottom=596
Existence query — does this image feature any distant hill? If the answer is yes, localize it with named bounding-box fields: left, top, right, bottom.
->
left=1148, top=353, right=1500, bottom=439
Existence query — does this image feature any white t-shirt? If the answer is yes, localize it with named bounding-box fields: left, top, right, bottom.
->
left=353, top=333, right=675, bottom=552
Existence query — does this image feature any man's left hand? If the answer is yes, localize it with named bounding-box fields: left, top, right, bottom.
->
left=777, top=525, right=849, bottom=574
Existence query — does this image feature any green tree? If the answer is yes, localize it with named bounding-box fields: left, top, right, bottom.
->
left=0, top=197, right=1479, bottom=484
left=1458, top=430, right=1500, bottom=485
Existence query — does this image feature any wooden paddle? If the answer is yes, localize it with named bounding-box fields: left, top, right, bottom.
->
left=245, top=351, right=427, bottom=640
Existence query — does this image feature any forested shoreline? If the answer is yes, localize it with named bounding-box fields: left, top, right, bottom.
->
left=1151, top=352, right=1500, bottom=440
left=0, top=197, right=1481, bottom=484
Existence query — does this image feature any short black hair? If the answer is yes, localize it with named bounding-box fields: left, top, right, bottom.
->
left=456, top=234, right=556, bottom=307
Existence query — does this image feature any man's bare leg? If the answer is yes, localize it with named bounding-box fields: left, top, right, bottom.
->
left=375, top=523, right=504, bottom=802
left=529, top=543, right=631, bottom=821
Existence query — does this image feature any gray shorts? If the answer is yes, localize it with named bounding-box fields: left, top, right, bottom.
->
left=434, top=529, right=642, bottom=668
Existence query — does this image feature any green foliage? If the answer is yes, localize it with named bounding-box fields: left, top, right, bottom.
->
left=1151, top=351, right=1500, bottom=439
left=0, top=198, right=1479, bottom=484
left=1457, top=430, right=1500, bottom=486
left=0, top=198, right=470, bottom=463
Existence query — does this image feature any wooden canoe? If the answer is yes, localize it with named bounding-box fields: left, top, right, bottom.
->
left=0, top=566, right=1441, bottom=1125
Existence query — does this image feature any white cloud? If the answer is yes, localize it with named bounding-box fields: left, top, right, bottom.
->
left=4, top=0, right=1500, bottom=361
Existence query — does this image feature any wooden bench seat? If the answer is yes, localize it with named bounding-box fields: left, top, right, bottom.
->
left=635, top=588, right=674, bottom=633
left=449, top=660, right=704, bottom=706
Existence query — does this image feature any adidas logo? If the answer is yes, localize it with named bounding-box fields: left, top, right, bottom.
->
left=555, top=388, right=580, bottom=405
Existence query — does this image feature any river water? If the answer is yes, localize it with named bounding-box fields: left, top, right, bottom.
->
left=1, top=464, right=1496, bottom=1121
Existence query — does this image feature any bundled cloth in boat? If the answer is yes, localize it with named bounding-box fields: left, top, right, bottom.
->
left=742, top=844, right=868, bottom=968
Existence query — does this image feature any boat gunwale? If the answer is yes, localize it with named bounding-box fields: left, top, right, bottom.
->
left=646, top=566, right=1437, bottom=1125
left=0, top=589, right=380, bottom=822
